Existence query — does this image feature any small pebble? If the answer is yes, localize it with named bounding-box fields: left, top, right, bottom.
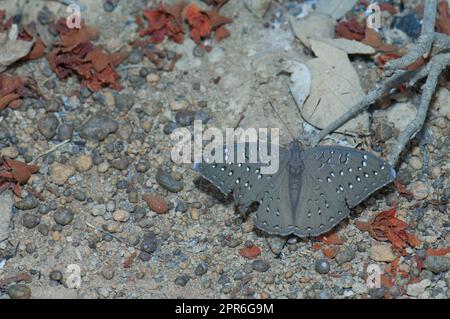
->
left=49, top=270, right=63, bottom=282
left=8, top=284, right=31, bottom=299
left=195, top=263, right=208, bottom=276
left=22, top=213, right=41, bottom=229
left=143, top=194, right=168, bottom=214
left=252, top=260, right=270, bottom=272
left=156, top=169, right=183, bottom=193
left=54, top=208, right=75, bottom=226
left=410, top=182, right=429, bottom=200
left=175, top=275, right=191, bottom=286
left=112, top=210, right=130, bottom=222
left=315, top=259, right=330, bottom=274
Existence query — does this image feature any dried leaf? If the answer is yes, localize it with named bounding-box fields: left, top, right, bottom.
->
left=0, top=156, right=39, bottom=197
left=215, top=26, right=230, bottom=42
left=362, top=204, right=422, bottom=254
left=48, top=19, right=125, bottom=91
left=185, top=3, right=212, bottom=42
left=239, top=245, right=261, bottom=259
left=0, top=74, right=41, bottom=110
left=322, top=246, right=338, bottom=259
left=0, top=32, right=34, bottom=72
left=426, top=246, right=450, bottom=257
left=23, top=37, right=46, bottom=61
left=319, top=231, right=344, bottom=245
left=335, top=17, right=365, bottom=41
left=140, top=1, right=185, bottom=44
left=362, top=28, right=398, bottom=53
left=437, top=0, right=450, bottom=35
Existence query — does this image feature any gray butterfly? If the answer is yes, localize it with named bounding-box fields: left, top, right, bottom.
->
left=194, top=140, right=396, bottom=238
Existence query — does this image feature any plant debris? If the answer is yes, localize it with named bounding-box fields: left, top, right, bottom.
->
left=355, top=204, right=421, bottom=255
left=139, top=1, right=185, bottom=44
left=0, top=74, right=42, bottom=110
left=138, top=1, right=233, bottom=52
left=48, top=18, right=128, bottom=91
left=335, top=17, right=365, bottom=41
left=436, top=0, right=450, bottom=35
left=0, top=157, right=39, bottom=197
left=239, top=244, right=262, bottom=259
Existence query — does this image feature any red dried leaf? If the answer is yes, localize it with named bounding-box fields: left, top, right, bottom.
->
left=426, top=246, right=450, bottom=257
left=362, top=28, right=398, bottom=53
left=0, top=74, right=41, bottom=110
left=140, top=1, right=185, bottom=44
left=47, top=19, right=125, bottom=91
left=318, top=232, right=344, bottom=245
left=312, top=242, right=322, bottom=251
left=380, top=274, right=394, bottom=288
left=322, top=246, right=338, bottom=259
left=0, top=157, right=39, bottom=197
left=437, top=0, right=450, bottom=35
left=362, top=204, right=422, bottom=254
left=354, top=220, right=370, bottom=232
left=185, top=3, right=212, bottom=43
left=335, top=17, right=365, bottom=41
left=215, top=26, right=230, bottom=42
left=379, top=3, right=397, bottom=15
left=206, top=7, right=233, bottom=29
left=23, top=37, right=46, bottom=61
left=393, top=179, right=411, bottom=196
left=239, top=245, right=261, bottom=259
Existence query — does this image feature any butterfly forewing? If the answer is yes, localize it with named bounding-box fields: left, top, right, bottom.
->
left=293, top=146, right=396, bottom=236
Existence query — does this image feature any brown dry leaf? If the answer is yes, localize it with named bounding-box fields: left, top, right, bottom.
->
left=0, top=156, right=39, bottom=197
left=0, top=74, right=41, bottom=110
left=362, top=28, right=399, bottom=53
left=426, top=247, right=450, bottom=256
left=437, top=0, right=450, bottom=35
left=239, top=245, right=262, bottom=259
left=335, top=17, right=365, bottom=41
left=319, top=232, right=344, bottom=245
left=361, top=205, right=421, bottom=255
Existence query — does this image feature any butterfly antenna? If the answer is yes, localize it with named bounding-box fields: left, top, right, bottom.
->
left=269, top=100, right=297, bottom=141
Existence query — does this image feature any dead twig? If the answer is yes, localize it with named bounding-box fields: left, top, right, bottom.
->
left=312, top=0, right=450, bottom=166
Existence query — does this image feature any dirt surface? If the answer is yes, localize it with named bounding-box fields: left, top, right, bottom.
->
left=0, top=0, right=449, bottom=299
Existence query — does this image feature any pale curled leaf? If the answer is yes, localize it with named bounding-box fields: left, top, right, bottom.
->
left=0, top=32, right=34, bottom=73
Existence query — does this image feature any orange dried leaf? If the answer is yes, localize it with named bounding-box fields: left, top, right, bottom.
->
left=335, top=17, right=365, bottom=41
left=239, top=245, right=261, bottom=259
left=426, top=246, right=450, bottom=256
left=215, top=26, right=230, bottom=42
left=319, top=232, right=344, bottom=245
left=362, top=28, right=398, bottom=53
left=437, top=0, right=450, bottom=35
left=322, top=246, right=338, bottom=259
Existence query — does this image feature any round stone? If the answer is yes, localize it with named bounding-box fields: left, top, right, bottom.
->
left=315, top=259, right=330, bottom=274
left=22, top=213, right=41, bottom=229
left=112, top=210, right=130, bottom=222
left=410, top=182, right=429, bottom=200
left=252, top=260, right=270, bottom=272
left=8, top=284, right=31, bottom=299
left=49, top=270, right=63, bottom=281
left=54, top=208, right=75, bottom=226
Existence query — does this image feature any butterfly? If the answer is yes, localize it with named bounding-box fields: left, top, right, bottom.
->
left=194, top=140, right=396, bottom=238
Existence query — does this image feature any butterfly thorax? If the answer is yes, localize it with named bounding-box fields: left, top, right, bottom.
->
left=287, top=140, right=304, bottom=211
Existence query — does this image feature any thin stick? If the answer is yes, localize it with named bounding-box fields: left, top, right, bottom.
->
left=389, top=53, right=450, bottom=165
left=32, top=139, right=70, bottom=163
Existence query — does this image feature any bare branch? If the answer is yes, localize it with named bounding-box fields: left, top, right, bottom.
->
left=389, top=53, right=450, bottom=165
